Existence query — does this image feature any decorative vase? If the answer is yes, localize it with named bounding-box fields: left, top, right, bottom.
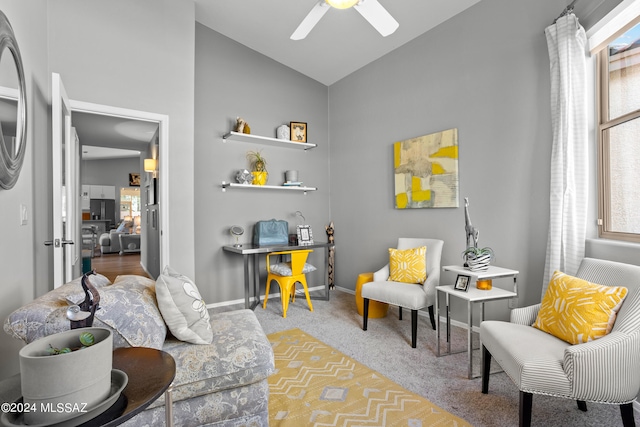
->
left=252, top=171, right=268, bottom=185
left=19, top=327, right=113, bottom=425
left=465, top=253, right=492, bottom=272
left=285, top=170, right=298, bottom=182
left=276, top=125, right=290, bottom=140
left=476, top=279, right=492, bottom=290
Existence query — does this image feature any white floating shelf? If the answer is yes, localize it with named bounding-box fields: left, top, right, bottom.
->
left=221, top=181, right=317, bottom=194
left=222, top=131, right=317, bottom=150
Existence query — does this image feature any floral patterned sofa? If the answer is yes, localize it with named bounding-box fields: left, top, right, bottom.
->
left=4, top=274, right=275, bottom=426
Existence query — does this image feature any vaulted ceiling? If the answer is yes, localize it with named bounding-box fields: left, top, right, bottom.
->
left=195, top=0, right=482, bottom=86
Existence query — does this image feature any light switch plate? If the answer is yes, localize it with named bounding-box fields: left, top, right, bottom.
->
left=20, top=204, right=28, bottom=225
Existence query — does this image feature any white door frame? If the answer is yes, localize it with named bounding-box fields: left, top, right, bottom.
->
left=69, top=99, right=170, bottom=272
left=51, top=73, right=77, bottom=287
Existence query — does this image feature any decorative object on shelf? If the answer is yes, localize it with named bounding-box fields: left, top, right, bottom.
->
left=285, top=170, right=298, bottom=183
left=18, top=327, right=116, bottom=425
left=462, top=246, right=494, bottom=272
left=394, top=128, right=458, bottom=208
left=230, top=225, right=244, bottom=247
left=0, top=11, right=28, bottom=191
left=276, top=124, right=290, bottom=140
left=476, top=278, right=493, bottom=290
left=235, top=169, right=252, bottom=185
left=297, top=225, right=314, bottom=245
left=246, top=150, right=268, bottom=185
left=129, top=172, right=141, bottom=187
left=234, top=116, right=251, bottom=134
left=326, top=221, right=335, bottom=289
left=454, top=274, right=471, bottom=292
left=290, top=121, right=307, bottom=143
left=464, top=197, right=479, bottom=249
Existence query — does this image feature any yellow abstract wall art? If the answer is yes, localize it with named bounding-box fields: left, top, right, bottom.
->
left=394, top=128, right=459, bottom=209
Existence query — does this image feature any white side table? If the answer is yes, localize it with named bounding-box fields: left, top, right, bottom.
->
left=436, top=265, right=519, bottom=379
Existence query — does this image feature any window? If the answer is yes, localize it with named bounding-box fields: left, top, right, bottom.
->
left=119, top=187, right=140, bottom=220
left=597, top=18, right=640, bottom=243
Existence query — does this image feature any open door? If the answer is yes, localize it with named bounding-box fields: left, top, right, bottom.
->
left=46, top=73, right=79, bottom=287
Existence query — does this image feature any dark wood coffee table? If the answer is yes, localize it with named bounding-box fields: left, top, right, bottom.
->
left=0, top=347, right=176, bottom=427
left=86, top=347, right=176, bottom=426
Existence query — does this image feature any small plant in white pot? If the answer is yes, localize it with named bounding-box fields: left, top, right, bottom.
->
left=246, top=150, right=268, bottom=185
left=462, top=246, right=494, bottom=272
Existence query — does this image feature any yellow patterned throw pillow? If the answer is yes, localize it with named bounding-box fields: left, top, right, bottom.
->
left=388, top=246, right=427, bottom=284
left=533, top=270, right=628, bottom=345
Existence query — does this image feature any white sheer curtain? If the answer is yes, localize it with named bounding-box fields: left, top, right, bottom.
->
left=542, top=14, right=589, bottom=291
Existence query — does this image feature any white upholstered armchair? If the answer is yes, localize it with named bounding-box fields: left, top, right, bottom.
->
left=480, top=258, right=640, bottom=427
left=361, top=238, right=444, bottom=348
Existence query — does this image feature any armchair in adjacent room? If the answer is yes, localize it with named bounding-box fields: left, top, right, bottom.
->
left=361, top=238, right=444, bottom=348
left=480, top=258, right=640, bottom=427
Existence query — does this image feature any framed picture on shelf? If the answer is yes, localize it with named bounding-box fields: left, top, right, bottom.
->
left=290, top=122, right=307, bottom=143
left=297, top=225, right=314, bottom=245
left=454, top=274, right=471, bottom=292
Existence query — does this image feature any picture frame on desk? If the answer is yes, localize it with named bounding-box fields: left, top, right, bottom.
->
left=454, top=274, right=471, bottom=292
left=297, top=225, right=314, bottom=245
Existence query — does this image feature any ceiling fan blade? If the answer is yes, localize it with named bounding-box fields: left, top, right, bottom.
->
left=354, top=0, right=398, bottom=37
left=291, top=1, right=330, bottom=40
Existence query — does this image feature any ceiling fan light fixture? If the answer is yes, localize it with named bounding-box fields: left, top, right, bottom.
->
left=325, top=0, right=359, bottom=10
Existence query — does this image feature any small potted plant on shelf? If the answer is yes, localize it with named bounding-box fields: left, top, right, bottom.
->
left=462, top=246, right=494, bottom=272
left=246, top=150, right=268, bottom=185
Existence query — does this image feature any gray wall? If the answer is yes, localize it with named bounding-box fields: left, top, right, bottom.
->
left=193, top=24, right=331, bottom=303
left=328, top=0, right=622, bottom=321
left=0, top=0, right=48, bottom=379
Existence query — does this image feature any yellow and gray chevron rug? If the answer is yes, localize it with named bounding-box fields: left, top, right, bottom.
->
left=267, top=328, right=471, bottom=427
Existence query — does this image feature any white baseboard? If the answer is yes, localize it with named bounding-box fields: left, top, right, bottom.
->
left=205, top=284, right=328, bottom=309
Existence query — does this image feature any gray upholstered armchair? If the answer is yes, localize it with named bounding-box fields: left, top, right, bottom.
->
left=480, top=257, right=640, bottom=427
left=362, top=238, right=444, bottom=348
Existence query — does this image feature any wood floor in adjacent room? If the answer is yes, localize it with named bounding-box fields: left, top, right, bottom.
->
left=89, top=253, right=151, bottom=282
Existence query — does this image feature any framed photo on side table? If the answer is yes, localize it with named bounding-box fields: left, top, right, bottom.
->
left=297, top=225, right=314, bottom=245
left=454, top=274, right=471, bottom=292
left=290, top=122, right=307, bottom=143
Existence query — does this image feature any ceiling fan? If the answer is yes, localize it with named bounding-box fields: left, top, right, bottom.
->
left=291, top=0, right=399, bottom=41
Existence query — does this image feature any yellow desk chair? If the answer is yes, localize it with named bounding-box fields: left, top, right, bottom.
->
left=263, top=249, right=315, bottom=318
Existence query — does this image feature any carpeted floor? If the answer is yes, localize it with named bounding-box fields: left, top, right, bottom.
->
left=251, top=288, right=626, bottom=427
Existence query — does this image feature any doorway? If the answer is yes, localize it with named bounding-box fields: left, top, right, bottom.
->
left=69, top=100, right=169, bottom=279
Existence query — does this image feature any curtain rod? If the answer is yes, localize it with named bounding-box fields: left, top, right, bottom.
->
left=554, top=0, right=579, bottom=23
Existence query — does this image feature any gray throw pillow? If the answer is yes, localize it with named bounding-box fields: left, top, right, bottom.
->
left=270, top=262, right=316, bottom=276
left=156, top=266, right=213, bottom=345
left=96, top=275, right=167, bottom=349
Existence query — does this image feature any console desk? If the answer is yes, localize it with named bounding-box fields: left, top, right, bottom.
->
left=223, top=242, right=334, bottom=310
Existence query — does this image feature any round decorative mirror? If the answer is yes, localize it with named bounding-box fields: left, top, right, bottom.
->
left=0, top=11, right=27, bottom=190
left=230, top=225, right=244, bottom=247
